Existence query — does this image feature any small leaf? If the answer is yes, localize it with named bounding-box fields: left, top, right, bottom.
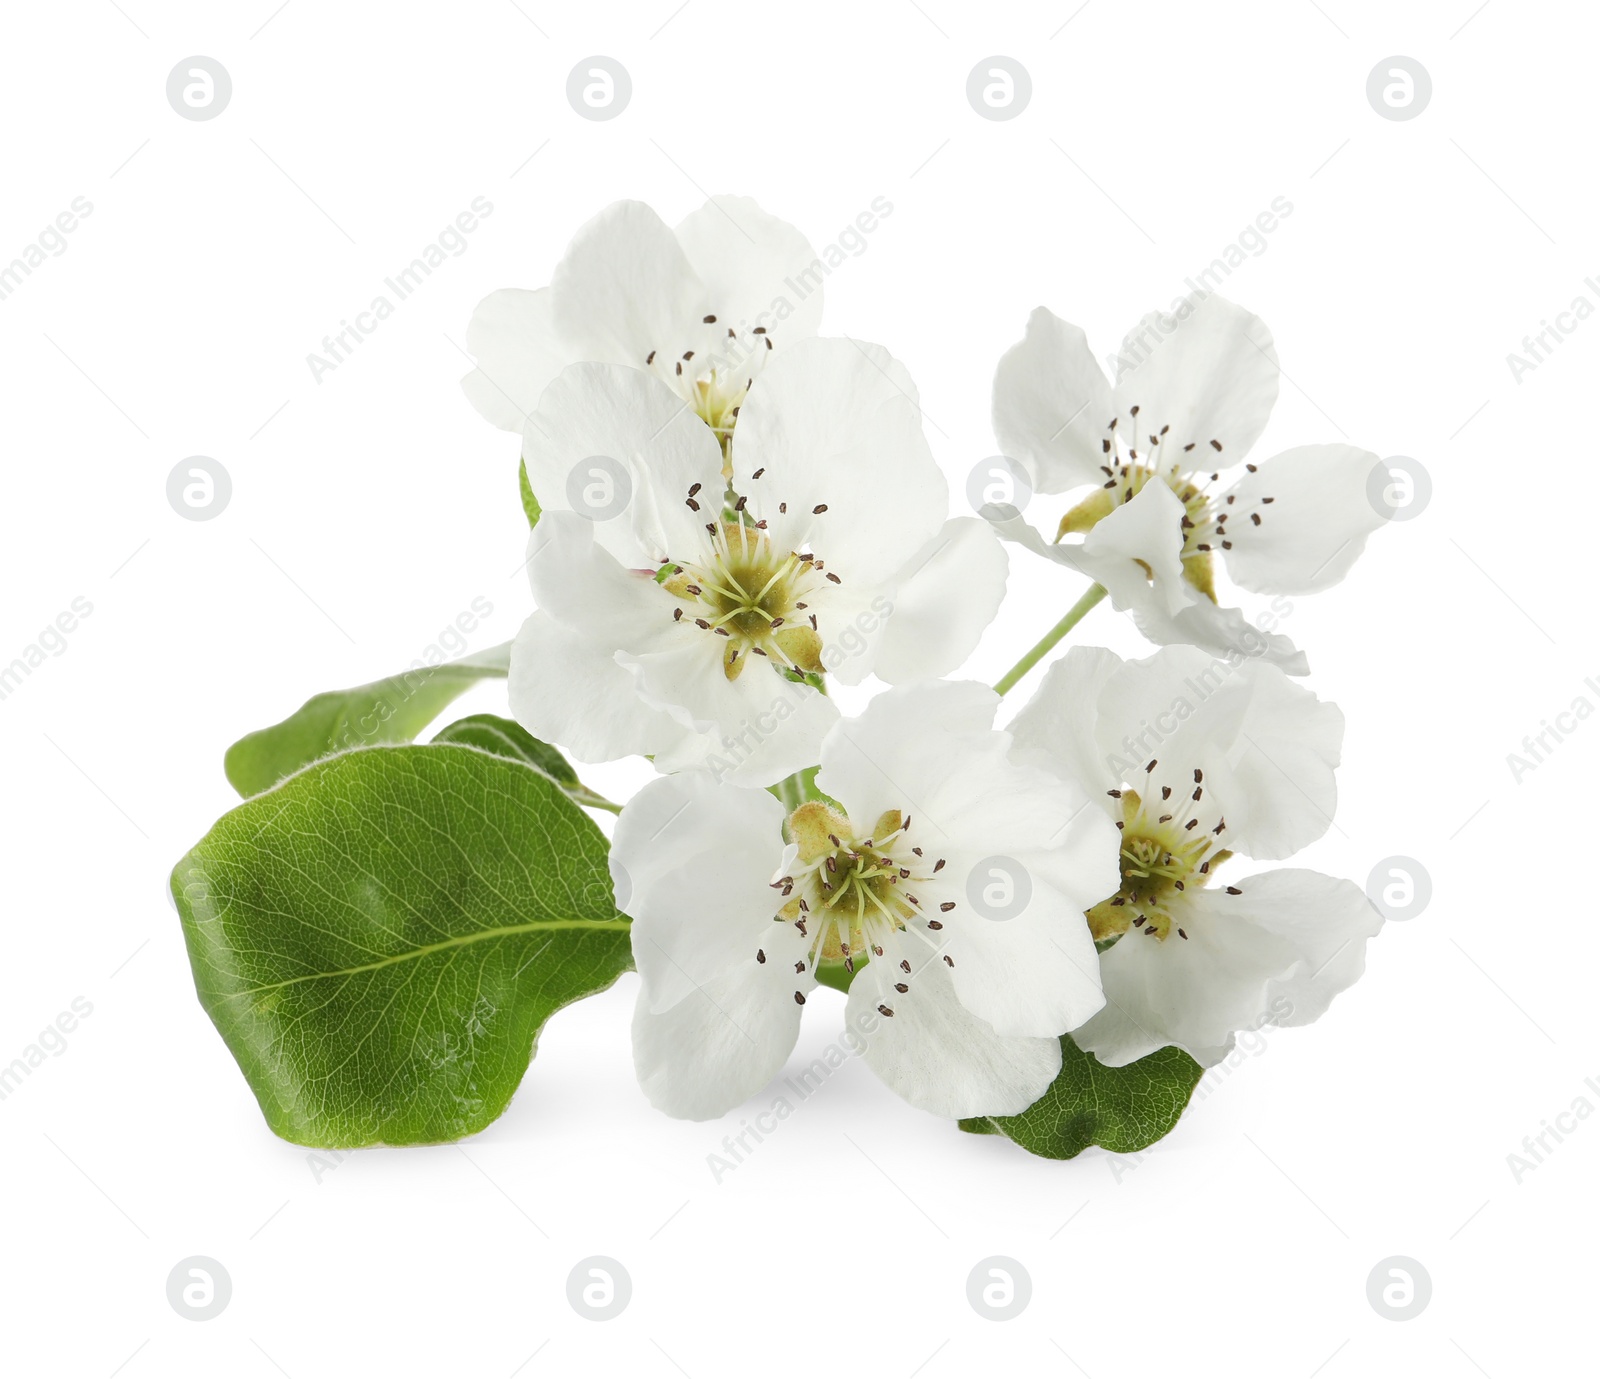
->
left=431, top=713, right=578, bottom=786
left=223, top=643, right=511, bottom=797
left=519, top=458, right=542, bottom=528
left=958, top=1035, right=1203, bottom=1160
left=429, top=714, right=620, bottom=814
left=173, top=744, right=632, bottom=1147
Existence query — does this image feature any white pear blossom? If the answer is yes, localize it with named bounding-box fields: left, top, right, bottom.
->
left=1009, top=644, right=1382, bottom=1067
left=990, top=293, right=1389, bottom=674
left=462, top=196, right=824, bottom=458
left=509, top=337, right=1008, bottom=786
left=612, top=681, right=1121, bottom=1120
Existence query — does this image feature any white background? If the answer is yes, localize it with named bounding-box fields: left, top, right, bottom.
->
left=0, top=0, right=1591, bottom=1374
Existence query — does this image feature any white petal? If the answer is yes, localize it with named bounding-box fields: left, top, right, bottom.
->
left=803, top=580, right=890, bottom=689
left=1126, top=590, right=1310, bottom=677
left=1007, top=646, right=1124, bottom=800
left=621, top=639, right=840, bottom=789
left=618, top=631, right=754, bottom=735
left=984, top=508, right=1067, bottom=564
left=729, top=691, right=841, bottom=786
left=992, top=480, right=1310, bottom=676
left=1027, top=791, right=1125, bottom=915
left=734, top=337, right=946, bottom=584
left=621, top=631, right=794, bottom=735
left=609, top=770, right=748, bottom=910
left=1236, top=870, right=1384, bottom=1027
left=846, top=934, right=1063, bottom=1117
left=460, top=287, right=569, bottom=433
left=874, top=518, right=1009, bottom=684
left=522, top=512, right=678, bottom=649
left=815, top=683, right=1120, bottom=1034
left=673, top=196, right=825, bottom=344
left=621, top=771, right=812, bottom=1120
left=942, top=871, right=1108, bottom=1038
left=507, top=611, right=689, bottom=764
left=653, top=686, right=841, bottom=789
left=1201, top=660, right=1343, bottom=860
left=1220, top=444, right=1388, bottom=595
left=632, top=963, right=808, bottom=1121
left=614, top=772, right=790, bottom=1011
left=1110, top=294, right=1279, bottom=460
left=815, top=680, right=1009, bottom=844
left=1074, top=869, right=1379, bottom=1067
left=521, top=363, right=724, bottom=568
left=549, top=200, right=712, bottom=370
left=991, top=306, right=1115, bottom=494
left=1090, top=646, right=1342, bottom=859
left=1075, top=479, right=1190, bottom=617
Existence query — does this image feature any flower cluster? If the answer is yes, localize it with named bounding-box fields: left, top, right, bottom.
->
left=461, top=196, right=1391, bottom=1140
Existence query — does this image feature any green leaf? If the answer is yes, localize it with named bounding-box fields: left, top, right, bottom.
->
left=519, top=458, right=541, bottom=528
left=430, top=713, right=578, bottom=787
left=429, top=714, right=621, bottom=814
left=172, top=744, right=632, bottom=1147
left=958, top=1036, right=1203, bottom=1160
left=223, top=642, right=511, bottom=797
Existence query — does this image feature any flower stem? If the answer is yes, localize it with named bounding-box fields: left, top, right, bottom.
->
left=567, top=786, right=623, bottom=815
left=993, top=583, right=1109, bottom=698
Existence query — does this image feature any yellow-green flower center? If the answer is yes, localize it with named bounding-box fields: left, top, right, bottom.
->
left=1088, top=781, right=1231, bottom=944
left=1049, top=410, right=1286, bottom=604
left=767, top=801, right=955, bottom=1011
left=660, top=522, right=826, bottom=681
left=644, top=320, right=773, bottom=473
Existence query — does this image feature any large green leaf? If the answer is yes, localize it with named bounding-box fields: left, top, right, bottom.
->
left=223, top=642, right=511, bottom=797
left=172, top=744, right=632, bottom=1147
left=959, top=1036, right=1203, bottom=1159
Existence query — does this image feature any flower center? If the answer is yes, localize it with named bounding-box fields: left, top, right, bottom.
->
left=765, top=801, right=955, bottom=1012
left=660, top=521, right=828, bottom=682
left=643, top=318, right=774, bottom=471
left=1051, top=408, right=1275, bottom=603
left=1087, top=771, right=1231, bottom=945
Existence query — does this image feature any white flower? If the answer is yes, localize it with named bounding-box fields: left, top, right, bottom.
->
left=509, top=337, right=1008, bottom=786
left=462, top=197, right=824, bottom=458
left=990, top=293, right=1389, bottom=674
left=612, top=681, right=1121, bottom=1120
left=1009, top=643, right=1383, bottom=1067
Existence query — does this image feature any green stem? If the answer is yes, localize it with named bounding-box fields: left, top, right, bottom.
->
left=993, top=583, right=1109, bottom=698
left=567, top=786, right=623, bottom=815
